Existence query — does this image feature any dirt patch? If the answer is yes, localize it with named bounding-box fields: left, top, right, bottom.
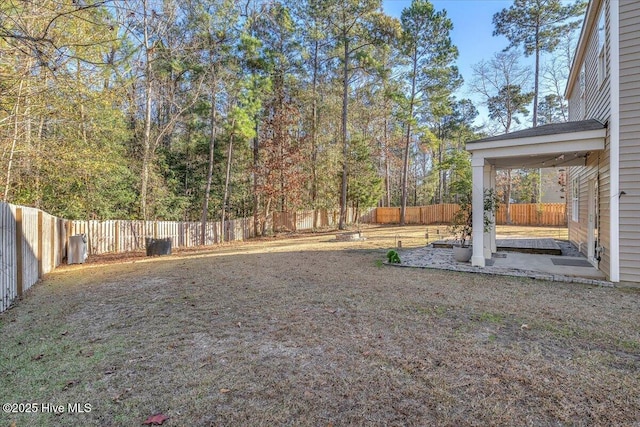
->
left=1, top=225, right=638, bottom=426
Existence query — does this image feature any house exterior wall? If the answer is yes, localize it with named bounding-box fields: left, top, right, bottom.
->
left=618, top=0, right=640, bottom=282
left=567, top=0, right=612, bottom=279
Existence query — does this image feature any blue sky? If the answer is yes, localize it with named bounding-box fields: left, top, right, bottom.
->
left=381, top=0, right=522, bottom=126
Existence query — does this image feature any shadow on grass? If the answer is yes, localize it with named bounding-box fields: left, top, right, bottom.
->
left=1, top=237, right=638, bottom=426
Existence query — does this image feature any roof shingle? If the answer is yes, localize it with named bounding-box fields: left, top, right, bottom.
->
left=468, top=119, right=606, bottom=144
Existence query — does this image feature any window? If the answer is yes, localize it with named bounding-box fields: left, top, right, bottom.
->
left=597, top=9, right=606, bottom=85
left=579, top=62, right=586, bottom=119
left=572, top=177, right=580, bottom=222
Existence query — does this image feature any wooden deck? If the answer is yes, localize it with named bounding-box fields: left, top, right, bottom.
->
left=432, top=238, right=562, bottom=255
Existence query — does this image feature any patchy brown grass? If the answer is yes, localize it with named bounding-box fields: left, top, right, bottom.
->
left=1, top=225, right=638, bottom=426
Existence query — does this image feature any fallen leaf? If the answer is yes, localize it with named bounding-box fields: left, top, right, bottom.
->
left=32, top=354, right=45, bottom=361
left=112, top=388, right=132, bottom=402
left=62, top=379, right=79, bottom=391
left=142, top=413, right=169, bottom=425
left=60, top=331, right=68, bottom=336
left=220, top=388, right=231, bottom=393
left=521, top=324, right=530, bottom=330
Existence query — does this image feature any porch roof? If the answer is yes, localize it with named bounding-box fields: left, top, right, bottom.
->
left=466, top=119, right=607, bottom=169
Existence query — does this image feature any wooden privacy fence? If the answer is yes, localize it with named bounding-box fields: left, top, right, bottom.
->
left=69, top=218, right=255, bottom=255
left=1, top=203, right=67, bottom=313
left=0, top=202, right=369, bottom=313
left=374, top=203, right=567, bottom=226
left=272, top=207, right=374, bottom=231
left=374, top=205, right=460, bottom=225
left=495, top=203, right=567, bottom=226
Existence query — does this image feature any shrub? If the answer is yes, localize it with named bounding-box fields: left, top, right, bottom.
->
left=386, top=250, right=401, bottom=264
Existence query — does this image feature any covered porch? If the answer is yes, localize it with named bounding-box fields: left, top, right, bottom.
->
left=465, top=120, right=607, bottom=269
left=399, top=234, right=608, bottom=285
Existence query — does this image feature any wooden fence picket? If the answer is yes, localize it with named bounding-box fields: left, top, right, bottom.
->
left=374, top=203, right=566, bottom=226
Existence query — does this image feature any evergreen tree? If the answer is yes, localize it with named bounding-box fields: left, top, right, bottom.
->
left=319, top=0, right=397, bottom=229
left=398, top=0, right=460, bottom=224
left=493, top=0, right=587, bottom=126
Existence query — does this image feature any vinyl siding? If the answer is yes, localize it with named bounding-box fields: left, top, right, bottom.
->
left=568, top=0, right=612, bottom=279
left=589, top=0, right=611, bottom=121
left=568, top=84, right=582, bottom=121
left=568, top=143, right=611, bottom=279
left=596, top=137, right=612, bottom=279
left=568, top=1, right=611, bottom=122
left=618, top=0, right=640, bottom=282
left=568, top=164, right=595, bottom=254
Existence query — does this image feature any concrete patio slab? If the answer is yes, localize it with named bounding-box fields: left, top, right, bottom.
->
left=393, top=245, right=611, bottom=287
left=432, top=238, right=562, bottom=255
left=490, top=252, right=605, bottom=280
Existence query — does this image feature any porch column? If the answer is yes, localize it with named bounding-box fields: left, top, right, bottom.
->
left=483, top=165, right=492, bottom=259
left=471, top=155, right=486, bottom=267
left=490, top=165, right=497, bottom=254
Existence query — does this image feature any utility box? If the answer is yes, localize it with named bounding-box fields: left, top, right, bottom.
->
left=145, top=237, right=172, bottom=256
left=68, top=234, right=87, bottom=264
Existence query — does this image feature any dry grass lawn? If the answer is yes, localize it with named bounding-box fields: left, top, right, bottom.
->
left=1, top=225, right=639, bottom=426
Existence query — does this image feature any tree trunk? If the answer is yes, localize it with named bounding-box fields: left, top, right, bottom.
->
left=221, top=122, right=235, bottom=244
left=438, top=143, right=444, bottom=204
left=401, top=48, right=418, bottom=225
left=262, top=197, right=272, bottom=236
left=311, top=38, right=319, bottom=227
left=252, top=124, right=259, bottom=235
left=3, top=79, right=24, bottom=202
left=140, top=0, right=153, bottom=220
left=279, top=88, right=285, bottom=211
left=400, top=126, right=411, bottom=225
left=201, top=80, right=218, bottom=245
left=384, top=117, right=391, bottom=207
left=533, top=22, right=540, bottom=127
left=338, top=36, right=349, bottom=230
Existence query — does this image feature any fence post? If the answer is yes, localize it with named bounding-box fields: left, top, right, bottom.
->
left=37, top=210, right=43, bottom=277
left=61, top=219, right=66, bottom=263
left=15, top=207, right=23, bottom=297
left=115, top=221, right=120, bottom=253
left=50, top=215, right=55, bottom=270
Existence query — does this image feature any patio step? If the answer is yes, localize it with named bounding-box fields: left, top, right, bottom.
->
left=432, top=238, right=562, bottom=256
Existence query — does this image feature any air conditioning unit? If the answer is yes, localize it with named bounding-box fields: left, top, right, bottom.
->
left=145, top=237, right=172, bottom=256
left=68, top=234, right=87, bottom=264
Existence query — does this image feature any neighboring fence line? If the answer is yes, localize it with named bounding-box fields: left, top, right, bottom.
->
left=495, top=203, right=567, bottom=226
left=374, top=203, right=567, bottom=227
left=1, top=204, right=67, bottom=313
left=272, top=207, right=374, bottom=232
left=374, top=204, right=460, bottom=225
left=0, top=203, right=370, bottom=313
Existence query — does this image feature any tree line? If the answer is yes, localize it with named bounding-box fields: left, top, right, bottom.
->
left=0, top=0, right=585, bottom=233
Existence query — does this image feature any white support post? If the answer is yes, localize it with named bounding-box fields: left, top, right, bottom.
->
left=490, top=165, right=497, bottom=254
left=483, top=165, right=492, bottom=260
left=472, top=155, right=486, bottom=267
